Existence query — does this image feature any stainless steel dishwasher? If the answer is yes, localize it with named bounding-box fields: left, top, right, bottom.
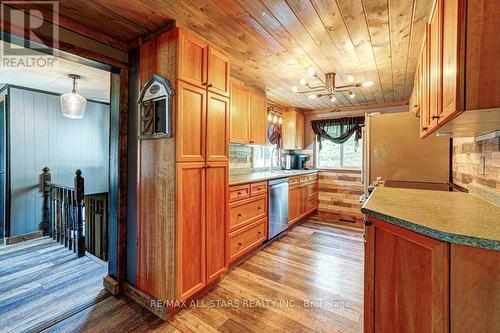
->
left=268, top=178, right=289, bottom=240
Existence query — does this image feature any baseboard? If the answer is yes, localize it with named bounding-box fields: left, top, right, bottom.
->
left=103, top=275, right=120, bottom=295
left=122, top=282, right=170, bottom=320
left=5, top=230, right=44, bottom=245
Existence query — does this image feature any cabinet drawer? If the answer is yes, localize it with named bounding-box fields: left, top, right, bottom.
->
left=307, top=173, right=318, bottom=181
left=229, top=219, right=267, bottom=263
left=229, top=184, right=250, bottom=202
left=250, top=181, right=267, bottom=197
left=288, top=176, right=300, bottom=187
left=229, top=195, right=267, bottom=231
left=299, top=175, right=309, bottom=183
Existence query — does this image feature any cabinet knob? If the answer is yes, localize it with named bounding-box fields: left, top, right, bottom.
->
left=207, top=83, right=213, bottom=88
left=422, top=127, right=428, bottom=131
left=237, top=192, right=241, bottom=195
left=431, top=115, right=440, bottom=120
left=237, top=213, right=242, bottom=218
left=202, top=82, right=208, bottom=86
left=257, top=206, right=262, bottom=210
left=258, top=231, right=262, bottom=235
left=238, top=242, right=242, bottom=246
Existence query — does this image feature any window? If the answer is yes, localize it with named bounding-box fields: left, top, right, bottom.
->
left=316, top=135, right=363, bottom=169
left=252, top=145, right=275, bottom=168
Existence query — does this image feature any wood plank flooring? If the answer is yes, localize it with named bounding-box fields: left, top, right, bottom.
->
left=0, top=237, right=109, bottom=333
left=44, top=219, right=364, bottom=333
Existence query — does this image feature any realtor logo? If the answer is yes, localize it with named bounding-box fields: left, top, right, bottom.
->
left=0, top=1, right=59, bottom=69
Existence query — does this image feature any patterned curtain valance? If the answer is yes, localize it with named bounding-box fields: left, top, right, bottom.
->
left=311, top=116, right=365, bottom=149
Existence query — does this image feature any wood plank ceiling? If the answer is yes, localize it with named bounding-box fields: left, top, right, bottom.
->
left=47, top=0, right=433, bottom=110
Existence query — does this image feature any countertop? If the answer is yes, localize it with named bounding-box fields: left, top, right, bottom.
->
left=361, top=187, right=500, bottom=251
left=229, top=169, right=319, bottom=186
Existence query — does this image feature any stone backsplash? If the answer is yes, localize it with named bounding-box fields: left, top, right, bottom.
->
left=229, top=144, right=252, bottom=169
left=452, top=134, right=500, bottom=191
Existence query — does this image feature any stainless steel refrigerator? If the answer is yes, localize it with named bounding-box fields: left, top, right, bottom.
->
left=363, top=112, right=450, bottom=195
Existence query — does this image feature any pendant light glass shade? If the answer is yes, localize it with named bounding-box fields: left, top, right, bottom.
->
left=61, top=74, right=87, bottom=119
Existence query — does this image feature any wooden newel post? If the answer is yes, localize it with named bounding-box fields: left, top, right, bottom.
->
left=75, top=169, right=85, bottom=258
left=42, top=167, right=51, bottom=236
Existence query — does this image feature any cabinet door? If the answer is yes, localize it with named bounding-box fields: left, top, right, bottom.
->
left=178, top=29, right=207, bottom=88
left=206, top=162, right=228, bottom=283
left=300, top=185, right=308, bottom=216
left=230, top=83, right=250, bottom=144
left=365, top=218, right=449, bottom=332
left=441, top=0, right=460, bottom=122
left=176, top=80, right=206, bottom=162
left=249, top=91, right=267, bottom=145
left=288, top=186, right=301, bottom=225
left=295, top=111, right=304, bottom=149
left=206, top=92, right=229, bottom=162
left=207, top=47, right=230, bottom=97
left=428, top=0, right=442, bottom=130
left=177, top=162, right=206, bottom=300
left=282, top=111, right=296, bottom=149
left=420, top=33, right=431, bottom=137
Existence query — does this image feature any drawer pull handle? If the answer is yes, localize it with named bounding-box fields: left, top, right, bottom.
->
left=237, top=213, right=242, bottom=218
left=258, top=231, right=262, bottom=235
left=238, top=242, right=242, bottom=246
left=237, top=192, right=242, bottom=195
left=257, top=207, right=262, bottom=210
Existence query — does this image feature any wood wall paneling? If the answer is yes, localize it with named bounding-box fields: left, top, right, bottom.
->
left=8, top=87, right=109, bottom=237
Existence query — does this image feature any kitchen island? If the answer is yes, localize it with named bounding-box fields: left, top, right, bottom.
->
left=361, top=187, right=499, bottom=333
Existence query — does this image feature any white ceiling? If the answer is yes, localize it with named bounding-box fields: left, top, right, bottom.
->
left=0, top=41, right=110, bottom=102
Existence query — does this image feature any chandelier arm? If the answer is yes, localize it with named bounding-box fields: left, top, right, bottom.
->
left=313, top=73, right=326, bottom=85
left=297, top=88, right=327, bottom=94
left=334, top=83, right=357, bottom=90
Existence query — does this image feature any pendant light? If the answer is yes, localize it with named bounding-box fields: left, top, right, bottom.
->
left=60, top=74, right=87, bottom=119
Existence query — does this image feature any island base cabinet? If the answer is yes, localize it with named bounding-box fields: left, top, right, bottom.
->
left=364, top=217, right=449, bottom=333
left=451, top=244, right=500, bottom=333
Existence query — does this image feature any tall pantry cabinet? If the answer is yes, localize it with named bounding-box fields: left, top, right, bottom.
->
left=136, top=27, right=230, bottom=304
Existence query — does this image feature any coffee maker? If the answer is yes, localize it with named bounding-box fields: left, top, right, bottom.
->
left=292, top=155, right=307, bottom=170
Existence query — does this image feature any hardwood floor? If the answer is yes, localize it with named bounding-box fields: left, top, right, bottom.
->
left=44, top=219, right=364, bottom=333
left=0, top=237, right=109, bottom=333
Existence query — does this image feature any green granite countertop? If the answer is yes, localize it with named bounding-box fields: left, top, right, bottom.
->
left=361, top=187, right=500, bottom=251
left=229, top=169, right=318, bottom=186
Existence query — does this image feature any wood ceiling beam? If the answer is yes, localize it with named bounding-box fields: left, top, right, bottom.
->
left=303, top=100, right=409, bottom=115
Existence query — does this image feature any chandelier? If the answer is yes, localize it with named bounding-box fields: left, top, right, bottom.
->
left=291, top=68, right=373, bottom=102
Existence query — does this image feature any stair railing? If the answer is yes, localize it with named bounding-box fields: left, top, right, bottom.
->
left=42, top=167, right=85, bottom=257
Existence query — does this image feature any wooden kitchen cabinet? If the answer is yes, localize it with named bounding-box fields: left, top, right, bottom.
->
left=288, top=174, right=318, bottom=226
left=288, top=185, right=301, bottom=225
left=428, top=0, right=442, bottom=131
left=227, top=182, right=268, bottom=263
left=205, top=162, right=228, bottom=283
left=417, top=0, right=500, bottom=138
left=178, top=29, right=230, bottom=97
left=230, top=82, right=250, bottom=144
left=178, top=29, right=207, bottom=87
left=207, top=47, right=230, bottom=97
left=176, top=162, right=206, bottom=300
left=177, top=161, right=228, bottom=299
left=249, top=91, right=267, bottom=145
left=176, top=80, right=206, bottom=162
left=229, top=81, right=267, bottom=145
left=206, top=92, right=229, bottom=162
left=282, top=108, right=304, bottom=149
left=364, top=217, right=449, bottom=333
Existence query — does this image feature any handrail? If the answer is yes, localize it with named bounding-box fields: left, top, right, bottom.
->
left=42, top=167, right=85, bottom=258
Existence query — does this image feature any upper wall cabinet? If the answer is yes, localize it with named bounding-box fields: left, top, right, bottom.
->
left=415, top=0, right=500, bottom=138
left=207, top=48, right=230, bottom=97
left=177, top=29, right=230, bottom=97
left=229, top=81, right=267, bottom=145
left=282, top=108, right=304, bottom=150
